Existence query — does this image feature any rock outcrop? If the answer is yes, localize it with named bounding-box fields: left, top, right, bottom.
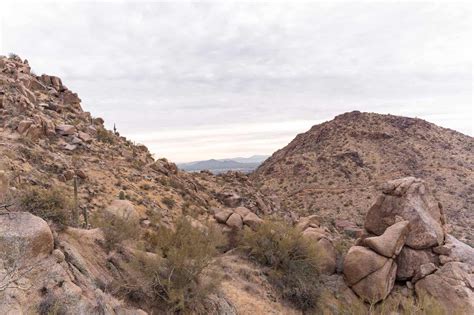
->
left=343, top=177, right=474, bottom=311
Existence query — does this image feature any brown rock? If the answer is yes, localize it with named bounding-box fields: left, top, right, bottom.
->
left=343, top=246, right=389, bottom=286
left=242, top=212, right=263, bottom=230
left=434, top=234, right=474, bottom=266
left=302, top=227, right=330, bottom=242
left=56, top=124, right=76, bottom=136
left=214, top=209, right=233, bottom=224
left=234, top=206, right=250, bottom=218
left=75, top=169, right=87, bottom=179
left=17, top=120, right=33, bottom=134
left=415, top=262, right=474, bottom=313
left=364, top=220, right=410, bottom=258
left=296, top=215, right=320, bottom=230
left=64, top=170, right=75, bottom=181
left=315, top=238, right=337, bottom=275
left=365, top=177, right=444, bottom=249
left=105, top=200, right=139, bottom=223
left=78, top=131, right=92, bottom=143
left=396, top=247, right=439, bottom=280
left=351, top=259, right=397, bottom=303
left=226, top=213, right=243, bottom=229
left=412, top=262, right=437, bottom=283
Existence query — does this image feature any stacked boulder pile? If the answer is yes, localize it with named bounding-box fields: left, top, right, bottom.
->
left=213, top=206, right=263, bottom=231
left=343, top=177, right=474, bottom=312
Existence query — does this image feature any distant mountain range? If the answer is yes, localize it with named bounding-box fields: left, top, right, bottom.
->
left=178, top=155, right=269, bottom=173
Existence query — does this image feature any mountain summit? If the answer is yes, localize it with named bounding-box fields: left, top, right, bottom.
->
left=253, top=111, right=473, bottom=241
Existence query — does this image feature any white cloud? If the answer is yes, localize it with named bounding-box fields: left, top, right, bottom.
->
left=1, top=0, right=472, bottom=162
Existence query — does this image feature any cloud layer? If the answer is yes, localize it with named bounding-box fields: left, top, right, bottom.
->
left=1, top=1, right=472, bottom=162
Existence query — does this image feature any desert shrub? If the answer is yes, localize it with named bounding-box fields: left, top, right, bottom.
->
left=126, top=217, right=224, bottom=313
left=96, top=127, right=115, bottom=144
left=240, top=219, right=322, bottom=310
left=92, top=211, right=139, bottom=251
left=18, top=186, right=72, bottom=228
left=37, top=293, right=66, bottom=315
left=162, top=196, right=176, bottom=209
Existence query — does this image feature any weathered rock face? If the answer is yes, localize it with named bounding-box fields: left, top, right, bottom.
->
left=434, top=234, right=474, bottom=266
left=351, top=259, right=397, bottom=303
left=242, top=212, right=263, bottom=230
left=214, top=209, right=233, bottom=224
left=343, top=246, right=389, bottom=286
left=105, top=200, right=139, bottom=223
left=395, top=247, right=439, bottom=280
left=365, top=177, right=444, bottom=249
left=0, top=212, right=53, bottom=262
left=363, top=220, right=410, bottom=258
left=226, top=213, right=243, bottom=229
left=415, top=262, right=474, bottom=313
left=315, top=238, right=337, bottom=275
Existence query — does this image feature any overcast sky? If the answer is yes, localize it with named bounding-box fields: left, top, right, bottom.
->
left=1, top=1, right=472, bottom=162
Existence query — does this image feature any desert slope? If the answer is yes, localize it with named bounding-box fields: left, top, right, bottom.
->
left=253, top=111, right=473, bottom=241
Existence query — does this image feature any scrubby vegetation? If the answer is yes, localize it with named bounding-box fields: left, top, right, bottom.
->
left=240, top=219, right=322, bottom=310
left=92, top=211, right=139, bottom=251
left=120, top=217, right=224, bottom=313
left=18, top=186, right=72, bottom=228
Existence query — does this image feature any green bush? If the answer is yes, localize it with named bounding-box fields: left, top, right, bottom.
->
left=240, top=219, right=321, bottom=310
left=18, top=186, right=72, bottom=228
left=92, top=211, right=139, bottom=251
left=161, top=196, right=176, bottom=209
left=125, top=217, right=224, bottom=313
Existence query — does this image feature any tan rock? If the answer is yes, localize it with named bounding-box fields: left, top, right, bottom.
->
left=364, top=220, right=410, bottom=257
left=365, top=177, right=444, bottom=249
left=343, top=246, right=389, bottom=286
left=296, top=214, right=320, bottom=230
left=351, top=259, right=397, bottom=303
left=412, top=262, right=437, bottom=283
left=226, top=213, right=243, bottom=229
left=234, top=206, right=250, bottom=218
left=214, top=209, right=233, bottom=224
left=242, top=212, right=263, bottom=230
left=78, top=131, right=92, bottom=143
left=302, top=226, right=330, bottom=242
left=56, top=124, right=76, bottom=135
left=0, top=212, right=53, bottom=262
left=315, top=238, right=337, bottom=275
left=105, top=200, right=139, bottom=223
left=396, top=247, right=439, bottom=280
left=434, top=234, right=474, bottom=266
left=17, top=120, right=33, bottom=134
left=415, top=262, right=474, bottom=313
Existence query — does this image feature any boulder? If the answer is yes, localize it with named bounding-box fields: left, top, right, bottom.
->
left=105, top=200, right=139, bottom=223
left=395, top=247, right=439, bottom=280
left=56, top=124, right=76, bottom=136
left=363, top=220, right=410, bottom=258
left=343, top=246, right=389, bottom=286
left=226, top=213, right=243, bottom=230
left=415, top=262, right=474, bottom=313
left=17, top=120, right=33, bottom=134
left=242, top=212, right=263, bottom=230
left=433, top=234, right=474, bottom=266
left=234, top=206, right=250, bottom=218
left=214, top=209, right=233, bottom=224
left=365, top=177, right=444, bottom=249
left=412, top=262, right=437, bottom=283
left=296, top=215, right=320, bottom=230
left=0, top=212, right=53, bottom=262
left=78, top=131, right=92, bottom=143
left=315, top=238, right=337, bottom=275
left=303, top=227, right=330, bottom=242
left=351, top=259, right=397, bottom=303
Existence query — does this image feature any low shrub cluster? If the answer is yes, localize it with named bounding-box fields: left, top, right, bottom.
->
left=122, top=217, right=224, bottom=313
left=240, top=219, right=322, bottom=310
left=18, top=186, right=72, bottom=228
left=92, top=211, right=139, bottom=252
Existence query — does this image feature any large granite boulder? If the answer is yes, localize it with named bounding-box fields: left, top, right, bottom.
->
left=350, top=259, right=397, bottom=303
left=415, top=262, right=474, bottom=313
left=365, top=177, right=444, bottom=249
left=0, top=212, right=53, bottom=263
left=343, top=246, right=389, bottom=286
left=364, top=220, right=410, bottom=258
left=105, top=200, right=139, bottom=223
left=433, top=234, right=474, bottom=266
left=395, top=247, right=439, bottom=280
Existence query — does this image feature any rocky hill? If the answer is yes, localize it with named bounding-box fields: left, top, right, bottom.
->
left=0, top=55, right=472, bottom=314
left=253, top=111, right=474, bottom=242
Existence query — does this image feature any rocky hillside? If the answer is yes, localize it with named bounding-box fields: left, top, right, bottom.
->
left=253, top=111, right=474, bottom=242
